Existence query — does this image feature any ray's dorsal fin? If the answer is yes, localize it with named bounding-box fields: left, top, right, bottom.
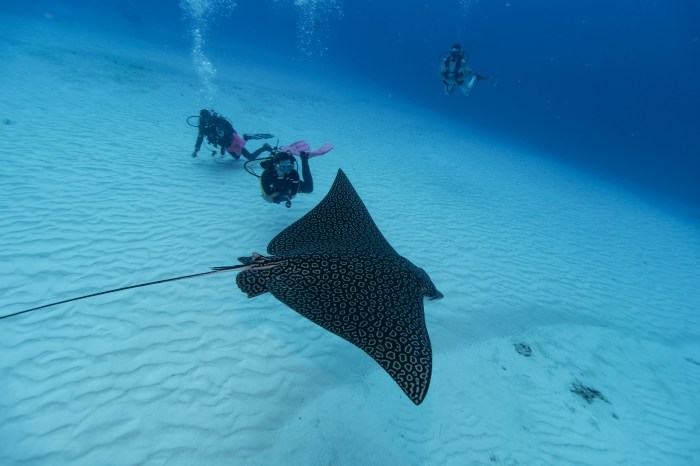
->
left=267, top=169, right=397, bottom=257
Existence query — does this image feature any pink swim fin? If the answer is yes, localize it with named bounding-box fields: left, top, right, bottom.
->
left=279, top=140, right=334, bottom=158
left=308, top=143, right=334, bottom=158
left=280, top=141, right=311, bottom=155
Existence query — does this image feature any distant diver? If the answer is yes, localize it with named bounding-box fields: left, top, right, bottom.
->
left=189, top=109, right=274, bottom=160
left=439, top=43, right=489, bottom=96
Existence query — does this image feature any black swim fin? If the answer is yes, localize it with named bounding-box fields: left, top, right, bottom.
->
left=243, top=133, right=274, bottom=141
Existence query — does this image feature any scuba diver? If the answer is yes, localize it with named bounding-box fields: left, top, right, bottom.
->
left=245, top=141, right=334, bottom=208
left=189, top=109, right=274, bottom=160
left=439, top=43, right=490, bottom=96
left=260, top=151, right=313, bottom=208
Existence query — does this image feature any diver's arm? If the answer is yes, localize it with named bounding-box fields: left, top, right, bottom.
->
left=193, top=129, right=204, bottom=156
left=298, top=153, right=313, bottom=194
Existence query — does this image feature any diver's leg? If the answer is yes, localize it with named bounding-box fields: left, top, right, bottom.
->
left=444, top=81, right=454, bottom=95
left=239, top=148, right=254, bottom=160
left=241, top=144, right=272, bottom=161
left=461, top=75, right=477, bottom=96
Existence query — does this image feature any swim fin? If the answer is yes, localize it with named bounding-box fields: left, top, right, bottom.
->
left=279, top=141, right=334, bottom=158
left=308, top=143, right=334, bottom=158
left=280, top=141, right=311, bottom=155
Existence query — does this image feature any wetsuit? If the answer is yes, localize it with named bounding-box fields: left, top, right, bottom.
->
left=440, top=55, right=488, bottom=96
left=194, top=113, right=270, bottom=160
left=440, top=54, right=467, bottom=86
left=194, top=114, right=235, bottom=155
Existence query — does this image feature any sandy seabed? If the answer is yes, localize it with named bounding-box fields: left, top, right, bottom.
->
left=1, top=11, right=699, bottom=466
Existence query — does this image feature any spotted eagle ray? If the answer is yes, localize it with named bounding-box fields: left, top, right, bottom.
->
left=234, top=169, right=443, bottom=404
left=1, top=169, right=443, bottom=404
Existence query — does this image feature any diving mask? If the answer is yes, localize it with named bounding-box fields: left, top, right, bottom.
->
left=275, top=161, right=294, bottom=176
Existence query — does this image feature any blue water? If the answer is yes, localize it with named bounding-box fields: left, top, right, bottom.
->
left=9, top=0, right=700, bottom=207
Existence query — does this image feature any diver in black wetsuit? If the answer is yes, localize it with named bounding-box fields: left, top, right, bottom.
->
left=191, top=109, right=272, bottom=160
left=260, top=151, right=313, bottom=208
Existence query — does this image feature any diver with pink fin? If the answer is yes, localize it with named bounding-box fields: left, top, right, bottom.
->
left=245, top=140, right=334, bottom=208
